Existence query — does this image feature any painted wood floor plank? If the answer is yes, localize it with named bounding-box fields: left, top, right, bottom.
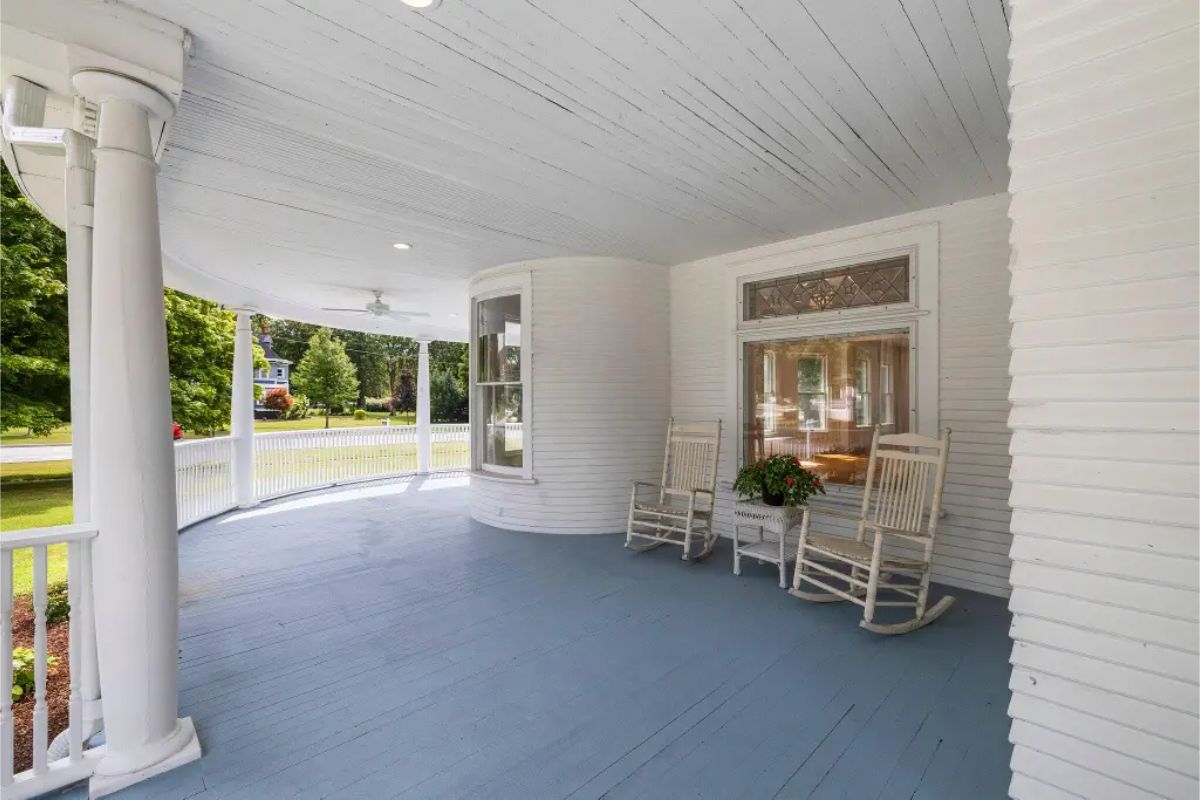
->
left=55, top=479, right=1011, bottom=799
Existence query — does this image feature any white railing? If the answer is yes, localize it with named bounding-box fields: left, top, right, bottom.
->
left=175, top=437, right=235, bottom=528
left=2, top=524, right=102, bottom=799
left=430, top=423, right=470, bottom=471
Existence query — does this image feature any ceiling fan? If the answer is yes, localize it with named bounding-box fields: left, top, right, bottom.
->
left=321, top=290, right=429, bottom=320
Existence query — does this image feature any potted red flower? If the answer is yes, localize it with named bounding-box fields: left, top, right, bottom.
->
left=733, top=454, right=824, bottom=507
left=171, top=422, right=184, bottom=441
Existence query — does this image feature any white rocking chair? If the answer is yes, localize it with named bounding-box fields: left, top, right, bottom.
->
left=790, top=426, right=954, bottom=635
left=625, top=419, right=721, bottom=561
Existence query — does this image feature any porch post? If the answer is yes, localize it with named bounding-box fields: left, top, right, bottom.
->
left=416, top=338, right=432, bottom=474
left=63, top=129, right=104, bottom=737
left=230, top=309, right=256, bottom=507
left=73, top=70, right=200, bottom=795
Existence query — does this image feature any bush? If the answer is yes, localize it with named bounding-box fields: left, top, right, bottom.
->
left=46, top=581, right=69, bottom=624
left=284, top=394, right=310, bottom=420
left=363, top=397, right=393, bottom=413
left=263, top=387, right=294, bottom=412
left=352, top=408, right=368, bottom=420
left=11, top=647, right=57, bottom=702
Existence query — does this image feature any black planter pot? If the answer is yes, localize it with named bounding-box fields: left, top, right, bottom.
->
left=762, top=486, right=785, bottom=506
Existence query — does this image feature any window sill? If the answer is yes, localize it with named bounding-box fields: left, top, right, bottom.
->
left=469, top=470, right=538, bottom=486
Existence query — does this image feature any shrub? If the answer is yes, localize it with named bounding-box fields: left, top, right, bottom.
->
left=363, top=397, right=393, bottom=413
left=11, top=647, right=57, bottom=702
left=352, top=408, right=368, bottom=420
left=46, top=581, right=69, bottom=624
left=262, top=387, right=294, bottom=412
left=284, top=394, right=310, bottom=420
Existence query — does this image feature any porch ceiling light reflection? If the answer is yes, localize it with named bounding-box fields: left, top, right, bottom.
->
left=392, top=242, right=412, bottom=250
left=400, top=0, right=440, bottom=8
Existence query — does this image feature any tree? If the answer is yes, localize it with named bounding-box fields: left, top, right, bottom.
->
left=164, top=289, right=267, bottom=434
left=291, top=328, right=359, bottom=428
left=393, top=372, right=416, bottom=414
left=1, top=162, right=70, bottom=434
left=430, top=367, right=469, bottom=423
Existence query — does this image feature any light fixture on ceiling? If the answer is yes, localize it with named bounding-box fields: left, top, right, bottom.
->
left=448, top=313, right=459, bottom=318
left=400, top=0, right=439, bottom=8
left=392, top=242, right=412, bottom=250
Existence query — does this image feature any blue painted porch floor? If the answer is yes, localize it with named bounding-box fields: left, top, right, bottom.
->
left=74, top=476, right=1013, bottom=799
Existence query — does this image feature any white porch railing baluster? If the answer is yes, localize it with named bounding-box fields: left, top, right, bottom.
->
left=31, top=547, right=48, bottom=776
left=2, top=547, right=13, bottom=789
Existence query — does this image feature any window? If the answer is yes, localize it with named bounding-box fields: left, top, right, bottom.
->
left=275, top=367, right=284, bottom=379
left=762, top=352, right=777, bottom=434
left=880, top=364, right=895, bottom=426
left=744, top=331, right=910, bottom=486
left=743, top=256, right=909, bottom=321
left=475, top=293, right=525, bottom=473
left=796, top=356, right=827, bottom=431
left=854, top=360, right=871, bottom=426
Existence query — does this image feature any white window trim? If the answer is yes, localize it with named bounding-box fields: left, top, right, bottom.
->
left=729, top=222, right=939, bottom=499
left=469, top=270, right=534, bottom=481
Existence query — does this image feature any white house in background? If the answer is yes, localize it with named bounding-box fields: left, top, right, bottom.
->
left=252, top=328, right=290, bottom=406
left=0, top=0, right=1196, bottom=798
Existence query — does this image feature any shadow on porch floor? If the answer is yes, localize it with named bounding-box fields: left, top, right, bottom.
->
left=64, top=475, right=1013, bottom=799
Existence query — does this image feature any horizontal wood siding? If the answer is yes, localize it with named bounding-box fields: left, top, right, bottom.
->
left=670, top=193, right=1015, bottom=597
left=470, top=258, right=669, bottom=533
left=1006, top=1, right=1199, bottom=797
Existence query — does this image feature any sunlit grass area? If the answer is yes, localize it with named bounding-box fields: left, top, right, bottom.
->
left=1, top=466, right=73, bottom=594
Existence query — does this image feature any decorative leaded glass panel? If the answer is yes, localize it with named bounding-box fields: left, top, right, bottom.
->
left=743, top=256, right=909, bottom=321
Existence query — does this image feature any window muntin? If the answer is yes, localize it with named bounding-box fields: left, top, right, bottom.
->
left=880, top=364, right=895, bottom=426
left=475, top=293, right=524, bottom=472
left=744, top=330, right=910, bottom=486
left=743, top=256, right=909, bottom=321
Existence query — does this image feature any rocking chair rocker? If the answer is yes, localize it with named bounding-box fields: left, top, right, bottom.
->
left=625, top=419, right=721, bottom=561
left=790, top=426, right=954, bottom=634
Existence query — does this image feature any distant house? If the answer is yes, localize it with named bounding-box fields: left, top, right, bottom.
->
left=254, top=328, right=290, bottom=407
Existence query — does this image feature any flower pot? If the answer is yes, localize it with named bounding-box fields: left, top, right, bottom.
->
left=762, top=484, right=785, bottom=506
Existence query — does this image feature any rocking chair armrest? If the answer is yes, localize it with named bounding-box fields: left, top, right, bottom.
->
left=662, top=487, right=714, bottom=499
left=865, top=521, right=930, bottom=543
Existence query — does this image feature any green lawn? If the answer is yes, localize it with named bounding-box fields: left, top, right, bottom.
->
left=1, top=474, right=73, bottom=595
left=0, top=412, right=419, bottom=446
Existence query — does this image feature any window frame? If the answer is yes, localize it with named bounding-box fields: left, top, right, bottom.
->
left=469, top=271, right=534, bottom=480
left=731, top=223, right=939, bottom=499
left=762, top=351, right=777, bottom=434
left=794, top=354, right=829, bottom=433
left=854, top=359, right=872, bottom=427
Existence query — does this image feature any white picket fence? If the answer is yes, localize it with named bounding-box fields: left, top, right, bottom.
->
left=175, top=437, right=235, bottom=528
left=2, top=524, right=102, bottom=799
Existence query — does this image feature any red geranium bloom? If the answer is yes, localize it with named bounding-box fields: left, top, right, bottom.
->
left=171, top=422, right=183, bottom=440
left=786, top=476, right=794, bottom=486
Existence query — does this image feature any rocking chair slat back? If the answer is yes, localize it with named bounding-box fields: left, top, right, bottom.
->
left=860, top=427, right=949, bottom=540
left=662, top=419, right=720, bottom=495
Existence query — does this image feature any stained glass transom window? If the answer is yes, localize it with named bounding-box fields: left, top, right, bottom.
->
left=743, top=256, right=910, bottom=321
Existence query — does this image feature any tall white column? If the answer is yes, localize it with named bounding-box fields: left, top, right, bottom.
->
left=416, top=339, right=432, bottom=474
left=230, top=309, right=256, bottom=507
left=72, top=70, right=200, bottom=797
left=63, top=129, right=104, bottom=739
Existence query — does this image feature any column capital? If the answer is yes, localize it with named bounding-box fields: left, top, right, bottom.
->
left=72, top=70, right=176, bottom=120
left=416, top=337, right=433, bottom=349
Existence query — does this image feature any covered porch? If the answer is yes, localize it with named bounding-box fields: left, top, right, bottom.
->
left=78, top=478, right=1011, bottom=799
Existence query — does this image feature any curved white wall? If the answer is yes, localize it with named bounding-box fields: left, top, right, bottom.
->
left=469, top=257, right=669, bottom=534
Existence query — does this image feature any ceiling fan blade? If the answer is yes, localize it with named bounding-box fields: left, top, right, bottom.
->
left=386, top=310, right=431, bottom=318
left=321, top=307, right=370, bottom=313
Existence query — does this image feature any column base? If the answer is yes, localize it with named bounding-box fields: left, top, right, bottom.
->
left=88, top=717, right=201, bottom=799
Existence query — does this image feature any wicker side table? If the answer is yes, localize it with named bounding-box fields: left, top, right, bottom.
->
left=732, top=499, right=810, bottom=588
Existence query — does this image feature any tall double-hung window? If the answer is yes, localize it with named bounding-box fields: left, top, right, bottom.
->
left=471, top=274, right=533, bottom=479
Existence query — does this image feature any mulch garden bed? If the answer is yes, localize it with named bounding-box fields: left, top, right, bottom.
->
left=10, top=595, right=71, bottom=775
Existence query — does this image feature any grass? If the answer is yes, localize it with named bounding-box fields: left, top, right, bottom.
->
left=1, top=475, right=73, bottom=595
left=0, top=412, right=420, bottom=446
left=1, top=461, right=74, bottom=483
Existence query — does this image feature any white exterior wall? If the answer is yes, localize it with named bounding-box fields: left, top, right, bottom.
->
left=469, top=257, right=670, bottom=534
left=1005, top=2, right=1199, bottom=798
left=670, top=193, right=1014, bottom=596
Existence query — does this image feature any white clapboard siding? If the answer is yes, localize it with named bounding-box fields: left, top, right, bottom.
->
left=470, top=258, right=670, bottom=534
left=1005, top=1, right=1199, bottom=798
left=669, top=192, right=1015, bottom=596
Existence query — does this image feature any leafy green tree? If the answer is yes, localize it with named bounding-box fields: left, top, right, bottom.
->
left=430, top=366, right=469, bottom=423
left=1, top=162, right=70, bottom=434
left=164, top=290, right=267, bottom=435
left=291, top=328, right=359, bottom=428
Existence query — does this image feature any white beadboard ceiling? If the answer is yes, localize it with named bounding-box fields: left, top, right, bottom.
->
left=126, top=0, right=1010, bottom=338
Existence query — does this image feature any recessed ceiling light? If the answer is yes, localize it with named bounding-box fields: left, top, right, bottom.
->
left=392, top=242, right=412, bottom=250
left=401, top=0, right=439, bottom=8
left=448, top=312, right=459, bottom=318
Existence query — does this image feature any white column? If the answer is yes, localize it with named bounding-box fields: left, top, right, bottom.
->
left=73, top=70, right=200, bottom=796
left=416, top=339, right=432, bottom=474
left=63, top=129, right=103, bottom=738
left=230, top=309, right=256, bottom=507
